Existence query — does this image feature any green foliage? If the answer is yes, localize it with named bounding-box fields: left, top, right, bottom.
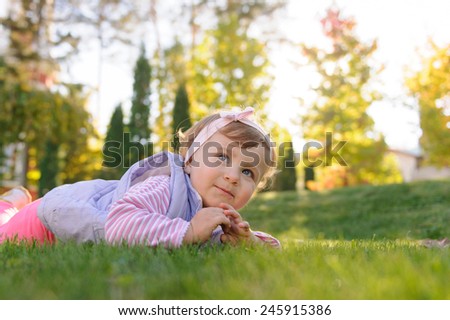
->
left=0, top=0, right=66, bottom=79
left=0, top=58, right=97, bottom=189
left=0, top=60, right=50, bottom=149
left=58, top=86, right=99, bottom=184
left=100, top=104, right=126, bottom=180
left=304, top=167, right=315, bottom=190
left=172, top=84, right=192, bottom=152
left=153, top=1, right=279, bottom=145
left=271, top=127, right=297, bottom=191
left=0, top=180, right=448, bottom=299
left=300, top=8, right=390, bottom=186
left=38, top=140, right=59, bottom=197
left=127, top=44, right=152, bottom=165
left=191, top=13, right=272, bottom=113
left=129, top=44, right=152, bottom=141
left=0, top=1, right=98, bottom=189
left=1, top=0, right=82, bottom=58
left=405, top=41, right=450, bottom=167
left=273, top=141, right=297, bottom=191
left=104, top=105, right=125, bottom=160
left=153, top=40, right=188, bottom=145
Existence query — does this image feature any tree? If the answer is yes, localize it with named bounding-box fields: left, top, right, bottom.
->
left=153, top=39, right=189, bottom=144
left=300, top=8, right=388, bottom=186
left=273, top=141, right=297, bottom=191
left=99, top=104, right=126, bottom=179
left=172, top=83, right=192, bottom=152
left=1, top=0, right=77, bottom=80
left=268, top=125, right=297, bottom=191
left=1, top=0, right=157, bottom=189
left=65, top=0, right=139, bottom=115
left=0, top=56, right=16, bottom=172
left=59, top=85, right=99, bottom=185
left=129, top=44, right=152, bottom=141
left=0, top=0, right=97, bottom=189
left=405, top=41, right=450, bottom=167
left=152, top=0, right=284, bottom=145
left=1, top=52, right=96, bottom=191
left=38, top=140, right=59, bottom=196
left=190, top=11, right=272, bottom=114
left=1, top=0, right=65, bottom=186
left=127, top=44, right=152, bottom=166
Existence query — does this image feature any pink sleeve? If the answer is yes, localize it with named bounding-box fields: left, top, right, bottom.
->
left=252, top=231, right=282, bottom=249
left=105, top=175, right=190, bottom=248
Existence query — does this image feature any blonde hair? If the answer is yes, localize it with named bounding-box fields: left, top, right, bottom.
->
left=178, top=113, right=277, bottom=190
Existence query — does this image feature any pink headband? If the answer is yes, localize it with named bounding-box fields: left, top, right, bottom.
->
left=184, top=106, right=268, bottom=164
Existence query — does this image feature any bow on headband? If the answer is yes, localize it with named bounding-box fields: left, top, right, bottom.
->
left=219, top=106, right=255, bottom=122
left=184, top=106, right=267, bottom=164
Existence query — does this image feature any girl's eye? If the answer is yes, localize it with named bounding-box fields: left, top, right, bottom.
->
left=218, top=154, right=228, bottom=161
left=242, top=169, right=254, bottom=178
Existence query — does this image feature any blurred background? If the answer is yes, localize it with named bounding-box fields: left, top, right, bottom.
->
left=0, top=0, right=449, bottom=197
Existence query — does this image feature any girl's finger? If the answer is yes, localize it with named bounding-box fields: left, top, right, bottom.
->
left=214, top=211, right=231, bottom=228
left=220, top=233, right=230, bottom=243
left=223, top=209, right=240, bottom=219
left=220, top=233, right=238, bottom=246
left=219, top=203, right=236, bottom=211
left=238, top=221, right=250, bottom=232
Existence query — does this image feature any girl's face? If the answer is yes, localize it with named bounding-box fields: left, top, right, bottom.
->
left=185, top=132, right=268, bottom=210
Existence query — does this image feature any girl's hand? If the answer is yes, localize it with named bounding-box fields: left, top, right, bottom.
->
left=218, top=203, right=253, bottom=245
left=183, top=207, right=231, bottom=245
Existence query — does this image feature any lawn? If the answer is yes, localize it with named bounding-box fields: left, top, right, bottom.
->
left=0, top=179, right=449, bottom=299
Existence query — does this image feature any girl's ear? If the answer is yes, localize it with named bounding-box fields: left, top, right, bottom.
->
left=184, top=163, right=191, bottom=174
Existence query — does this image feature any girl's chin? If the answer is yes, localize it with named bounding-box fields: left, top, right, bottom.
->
left=205, top=201, right=227, bottom=208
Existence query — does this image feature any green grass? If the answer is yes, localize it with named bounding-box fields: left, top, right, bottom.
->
left=0, top=179, right=449, bottom=299
left=245, top=179, right=450, bottom=241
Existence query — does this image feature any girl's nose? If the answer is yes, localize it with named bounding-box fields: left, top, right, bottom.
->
left=224, top=167, right=239, bottom=184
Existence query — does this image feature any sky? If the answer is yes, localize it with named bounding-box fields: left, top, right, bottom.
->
left=2, top=0, right=450, bottom=152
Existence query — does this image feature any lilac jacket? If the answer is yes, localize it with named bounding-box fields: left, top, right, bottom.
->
left=37, top=152, right=202, bottom=243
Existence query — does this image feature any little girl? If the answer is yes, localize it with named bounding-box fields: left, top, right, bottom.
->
left=0, top=107, right=280, bottom=248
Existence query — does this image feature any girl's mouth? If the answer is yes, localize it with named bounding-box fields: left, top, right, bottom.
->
left=215, top=186, right=234, bottom=198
